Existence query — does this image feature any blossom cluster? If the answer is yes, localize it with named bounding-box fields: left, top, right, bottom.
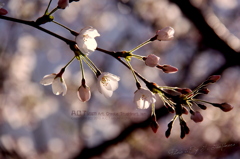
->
left=0, top=0, right=234, bottom=139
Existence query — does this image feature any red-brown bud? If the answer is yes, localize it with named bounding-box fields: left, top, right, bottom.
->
left=150, top=115, right=159, bottom=133
left=157, top=64, right=178, bottom=73
left=190, top=111, right=203, bottom=123
left=212, top=103, right=233, bottom=112
left=204, top=75, right=221, bottom=84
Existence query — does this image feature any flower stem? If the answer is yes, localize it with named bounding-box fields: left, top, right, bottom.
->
left=44, top=0, right=53, bottom=14
left=63, top=56, right=76, bottom=69
left=125, top=60, right=141, bottom=89
left=192, top=99, right=212, bottom=104
left=48, top=7, right=58, bottom=16
left=53, top=20, right=79, bottom=36
left=82, top=54, right=102, bottom=76
left=81, top=56, right=98, bottom=75
left=131, top=54, right=144, bottom=60
left=79, top=56, right=85, bottom=79
left=129, top=40, right=151, bottom=53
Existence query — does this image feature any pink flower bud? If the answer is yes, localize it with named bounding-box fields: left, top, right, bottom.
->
left=157, top=64, right=178, bottom=73
left=144, top=54, right=160, bottom=67
left=156, top=26, right=175, bottom=41
left=77, top=85, right=91, bottom=102
left=190, top=111, right=203, bottom=123
left=58, top=0, right=69, bottom=9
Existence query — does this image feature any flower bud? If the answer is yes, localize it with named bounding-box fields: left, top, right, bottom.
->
left=175, top=88, right=192, bottom=94
left=0, top=3, right=8, bottom=15
left=156, top=26, right=175, bottom=41
left=150, top=115, right=159, bottom=133
left=58, top=0, right=69, bottom=9
left=198, top=87, right=210, bottom=94
left=157, top=64, right=178, bottom=73
left=144, top=54, right=160, bottom=67
left=203, top=75, right=221, bottom=84
left=212, top=103, right=233, bottom=112
left=197, top=104, right=207, bottom=110
left=77, top=85, right=91, bottom=102
left=190, top=111, right=203, bottom=123
left=182, top=106, right=188, bottom=115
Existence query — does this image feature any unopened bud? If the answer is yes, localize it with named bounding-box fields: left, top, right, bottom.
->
left=77, top=84, right=91, bottom=102
left=0, top=3, right=8, bottom=15
left=58, top=0, right=69, bottom=9
left=212, top=103, right=233, bottom=112
left=204, top=75, right=221, bottom=84
left=182, top=106, right=189, bottom=115
left=157, top=65, right=178, bottom=73
left=175, top=88, right=192, bottom=94
left=150, top=115, right=159, bottom=133
left=190, top=111, right=203, bottom=123
left=144, top=54, right=160, bottom=67
left=197, top=104, right=207, bottom=110
left=198, top=87, right=210, bottom=94
left=156, top=26, right=175, bottom=41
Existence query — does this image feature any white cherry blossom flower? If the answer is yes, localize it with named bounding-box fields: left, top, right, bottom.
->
left=144, top=54, right=160, bottom=67
left=156, top=26, right=174, bottom=41
left=58, top=0, right=69, bottom=9
left=40, top=74, right=67, bottom=96
left=77, top=85, right=91, bottom=102
left=134, top=88, right=156, bottom=109
left=75, top=26, right=100, bottom=54
left=97, top=72, right=120, bottom=98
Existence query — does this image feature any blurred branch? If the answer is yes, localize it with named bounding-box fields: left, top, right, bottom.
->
left=169, top=0, right=240, bottom=66
left=71, top=106, right=169, bottom=159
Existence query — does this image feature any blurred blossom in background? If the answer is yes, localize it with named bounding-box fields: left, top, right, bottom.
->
left=0, top=0, right=240, bottom=159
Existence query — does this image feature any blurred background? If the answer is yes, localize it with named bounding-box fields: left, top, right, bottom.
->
left=0, top=0, right=240, bottom=159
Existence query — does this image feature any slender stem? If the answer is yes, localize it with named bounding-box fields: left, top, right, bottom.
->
left=125, top=60, right=141, bottom=88
left=129, top=40, right=151, bottom=53
left=81, top=56, right=97, bottom=75
left=192, top=99, right=212, bottom=104
left=151, top=104, right=155, bottom=116
left=131, top=54, right=144, bottom=60
left=44, top=0, right=53, bottom=14
left=48, top=7, right=58, bottom=16
left=79, top=56, right=85, bottom=79
left=53, top=20, right=79, bottom=36
left=82, top=54, right=102, bottom=75
left=63, top=56, right=76, bottom=69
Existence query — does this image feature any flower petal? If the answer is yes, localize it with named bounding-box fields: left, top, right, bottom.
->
left=40, top=74, right=56, bottom=86
left=52, top=77, right=67, bottom=96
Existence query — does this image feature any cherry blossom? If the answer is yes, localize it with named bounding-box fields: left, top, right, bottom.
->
left=134, top=88, right=156, bottom=109
left=77, top=85, right=91, bottom=102
left=58, top=0, right=69, bottom=9
left=75, top=26, right=100, bottom=54
left=40, top=74, right=67, bottom=96
left=97, top=72, right=120, bottom=97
